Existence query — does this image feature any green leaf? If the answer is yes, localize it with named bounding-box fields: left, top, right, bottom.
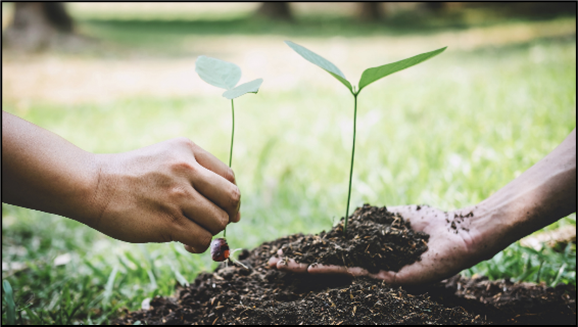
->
left=103, top=266, right=118, bottom=305
left=285, top=40, right=352, bottom=92
left=170, top=265, right=190, bottom=287
left=222, top=78, right=263, bottom=99
left=358, top=46, right=447, bottom=92
left=195, top=55, right=241, bottom=90
left=3, top=280, right=16, bottom=325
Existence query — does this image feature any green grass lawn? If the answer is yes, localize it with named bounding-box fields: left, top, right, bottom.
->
left=2, top=8, right=576, bottom=324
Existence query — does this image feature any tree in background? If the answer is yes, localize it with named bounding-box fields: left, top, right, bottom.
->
left=3, top=2, right=75, bottom=51
left=255, top=2, right=293, bottom=21
left=357, top=2, right=385, bottom=22
left=255, top=2, right=387, bottom=22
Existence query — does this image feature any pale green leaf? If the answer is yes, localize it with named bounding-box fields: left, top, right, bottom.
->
left=195, top=55, right=242, bottom=90
left=358, top=46, right=447, bottom=92
left=171, top=265, right=190, bottom=287
left=222, top=78, right=263, bottom=99
left=285, top=40, right=352, bottom=92
left=104, top=266, right=118, bottom=304
left=3, top=280, right=16, bottom=325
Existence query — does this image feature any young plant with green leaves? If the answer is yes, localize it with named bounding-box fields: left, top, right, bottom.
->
left=285, top=40, right=446, bottom=234
left=195, top=55, right=263, bottom=238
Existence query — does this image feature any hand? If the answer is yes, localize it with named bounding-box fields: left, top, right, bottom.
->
left=268, top=205, right=484, bottom=286
left=89, top=137, right=241, bottom=253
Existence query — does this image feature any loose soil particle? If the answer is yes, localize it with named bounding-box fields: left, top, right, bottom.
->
left=115, top=205, right=576, bottom=325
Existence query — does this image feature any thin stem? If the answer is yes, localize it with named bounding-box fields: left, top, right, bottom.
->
left=344, top=94, right=358, bottom=234
left=224, top=99, right=235, bottom=239
left=229, top=99, right=235, bottom=168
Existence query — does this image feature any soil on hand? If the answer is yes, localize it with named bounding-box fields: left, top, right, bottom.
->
left=279, top=204, right=429, bottom=273
left=115, top=205, right=576, bottom=325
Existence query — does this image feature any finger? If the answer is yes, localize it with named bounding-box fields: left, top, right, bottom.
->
left=180, top=186, right=230, bottom=235
left=269, top=249, right=309, bottom=273
left=190, top=165, right=241, bottom=224
left=268, top=249, right=285, bottom=268
left=190, top=142, right=237, bottom=184
left=268, top=256, right=281, bottom=268
left=276, top=257, right=309, bottom=273
left=370, top=270, right=399, bottom=284
left=166, top=214, right=214, bottom=253
left=306, top=263, right=369, bottom=277
left=231, top=211, right=241, bottom=223
left=308, top=263, right=401, bottom=284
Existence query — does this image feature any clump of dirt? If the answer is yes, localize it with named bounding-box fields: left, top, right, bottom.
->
left=279, top=204, right=429, bottom=273
left=114, top=205, right=576, bottom=325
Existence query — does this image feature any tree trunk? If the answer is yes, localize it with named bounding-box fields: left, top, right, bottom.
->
left=256, top=2, right=293, bottom=21
left=3, top=2, right=74, bottom=51
left=357, top=2, right=386, bottom=22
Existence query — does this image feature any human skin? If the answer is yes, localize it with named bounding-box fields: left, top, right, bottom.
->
left=2, top=110, right=240, bottom=253
left=269, top=128, right=577, bottom=286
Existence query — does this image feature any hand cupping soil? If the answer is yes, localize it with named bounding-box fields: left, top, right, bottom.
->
left=278, top=204, right=429, bottom=273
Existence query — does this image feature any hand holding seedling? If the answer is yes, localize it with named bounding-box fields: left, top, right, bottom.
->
left=269, top=129, right=576, bottom=286
left=2, top=111, right=240, bottom=254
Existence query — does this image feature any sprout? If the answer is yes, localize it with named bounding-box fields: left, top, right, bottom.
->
left=196, top=55, right=263, bottom=239
left=285, top=40, right=446, bottom=234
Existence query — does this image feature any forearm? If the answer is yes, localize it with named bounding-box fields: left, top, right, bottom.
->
left=470, top=128, right=576, bottom=259
left=2, top=111, right=100, bottom=223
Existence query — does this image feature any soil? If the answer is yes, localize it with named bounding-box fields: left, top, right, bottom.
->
left=115, top=205, right=576, bottom=325
left=279, top=204, right=429, bottom=274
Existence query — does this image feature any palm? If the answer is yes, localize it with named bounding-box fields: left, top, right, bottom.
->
left=269, top=205, right=481, bottom=287
left=373, top=205, right=478, bottom=286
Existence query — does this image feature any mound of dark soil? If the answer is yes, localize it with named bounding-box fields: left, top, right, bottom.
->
left=115, top=205, right=576, bottom=325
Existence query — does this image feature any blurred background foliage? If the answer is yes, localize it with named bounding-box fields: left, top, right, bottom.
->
left=2, top=2, right=576, bottom=324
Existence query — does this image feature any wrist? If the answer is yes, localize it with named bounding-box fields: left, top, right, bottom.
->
left=79, top=153, right=117, bottom=229
left=457, top=203, right=513, bottom=262
left=52, top=150, right=103, bottom=225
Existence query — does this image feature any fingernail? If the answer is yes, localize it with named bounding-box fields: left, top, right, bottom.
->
left=236, top=195, right=241, bottom=212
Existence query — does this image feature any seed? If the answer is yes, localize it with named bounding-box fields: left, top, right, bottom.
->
left=211, top=238, right=230, bottom=262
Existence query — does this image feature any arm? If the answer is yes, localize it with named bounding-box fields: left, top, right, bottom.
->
left=270, top=128, right=576, bottom=286
left=468, top=128, right=576, bottom=260
left=2, top=110, right=241, bottom=253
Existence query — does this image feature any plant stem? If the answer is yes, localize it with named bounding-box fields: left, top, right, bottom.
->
left=224, top=99, right=235, bottom=239
left=229, top=99, right=235, bottom=168
left=344, top=94, right=358, bottom=234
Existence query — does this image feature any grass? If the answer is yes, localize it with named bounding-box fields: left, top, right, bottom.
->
left=2, top=7, right=577, bottom=325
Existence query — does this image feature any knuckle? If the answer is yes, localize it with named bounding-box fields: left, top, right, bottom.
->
left=214, top=211, right=229, bottom=231
left=229, top=185, right=241, bottom=209
left=168, top=186, right=190, bottom=201
left=170, top=160, right=197, bottom=175
left=174, top=136, right=194, bottom=148
left=223, top=167, right=236, bottom=184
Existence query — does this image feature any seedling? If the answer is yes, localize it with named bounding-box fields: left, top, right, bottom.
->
left=285, top=40, right=446, bottom=234
left=210, top=237, right=248, bottom=269
left=195, top=55, right=262, bottom=261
